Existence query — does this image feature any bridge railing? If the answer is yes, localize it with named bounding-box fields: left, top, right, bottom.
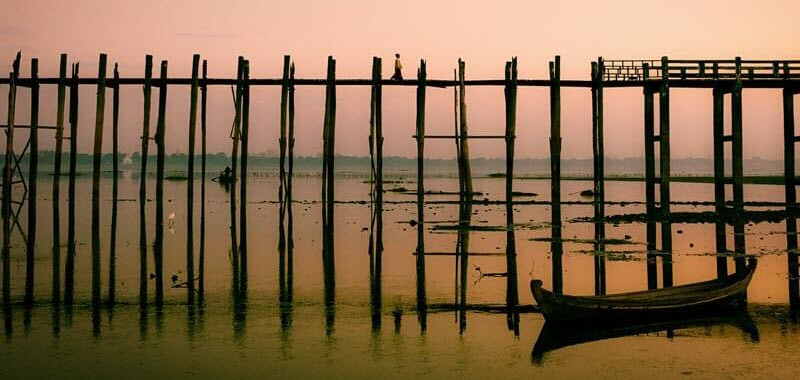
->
left=601, top=59, right=800, bottom=81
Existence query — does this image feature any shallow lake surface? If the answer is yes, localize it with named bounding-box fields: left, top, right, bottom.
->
left=1, top=172, right=799, bottom=379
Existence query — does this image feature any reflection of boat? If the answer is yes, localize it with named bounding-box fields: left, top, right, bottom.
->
left=531, top=311, right=759, bottom=363
left=531, top=258, right=756, bottom=323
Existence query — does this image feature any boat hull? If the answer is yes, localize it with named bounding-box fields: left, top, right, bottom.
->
left=530, top=258, right=756, bottom=323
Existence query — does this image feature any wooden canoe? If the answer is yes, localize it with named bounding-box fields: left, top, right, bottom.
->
left=530, top=257, right=757, bottom=323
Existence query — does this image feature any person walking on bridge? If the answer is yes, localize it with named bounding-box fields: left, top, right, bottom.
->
left=391, top=53, right=403, bottom=80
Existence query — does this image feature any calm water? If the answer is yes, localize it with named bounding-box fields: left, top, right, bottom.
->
left=1, top=171, right=799, bottom=379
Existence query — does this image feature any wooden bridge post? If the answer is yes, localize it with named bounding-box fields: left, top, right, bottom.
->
left=659, top=56, right=673, bottom=287
left=51, top=54, right=67, bottom=304
left=199, top=59, right=207, bottom=301
left=65, top=62, right=79, bottom=306
left=712, top=86, right=728, bottom=279
left=415, top=59, right=427, bottom=329
left=24, top=58, right=39, bottom=306
left=732, top=57, right=746, bottom=274
left=2, top=70, right=17, bottom=306
left=321, top=55, right=337, bottom=335
left=186, top=54, right=199, bottom=304
left=505, top=57, right=519, bottom=309
left=784, top=86, right=799, bottom=306
left=154, top=59, right=168, bottom=306
left=549, top=56, right=563, bottom=294
left=239, top=59, right=250, bottom=292
left=109, top=63, right=120, bottom=304
left=457, top=59, right=472, bottom=199
left=287, top=62, right=296, bottom=302
left=591, top=60, right=606, bottom=295
left=139, top=55, right=153, bottom=306
left=230, top=57, right=243, bottom=290
left=643, top=63, right=658, bottom=289
left=91, top=53, right=107, bottom=307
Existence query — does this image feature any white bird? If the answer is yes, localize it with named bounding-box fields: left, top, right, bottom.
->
left=168, top=211, right=176, bottom=232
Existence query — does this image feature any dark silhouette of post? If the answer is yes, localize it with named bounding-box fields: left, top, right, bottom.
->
left=784, top=84, right=799, bottom=307
left=51, top=54, right=67, bottom=305
left=109, top=62, right=120, bottom=304
left=139, top=55, right=153, bottom=306
left=186, top=54, right=199, bottom=304
left=643, top=63, right=658, bottom=289
left=91, top=53, right=107, bottom=307
left=659, top=56, right=673, bottom=287
left=549, top=56, right=563, bottom=294
left=591, top=60, right=606, bottom=295
left=239, top=59, right=250, bottom=293
left=415, top=59, right=427, bottom=331
left=732, top=57, right=746, bottom=274
left=24, top=58, right=39, bottom=306
left=65, top=62, right=79, bottom=306
left=154, top=60, right=168, bottom=306
left=712, top=86, right=727, bottom=279
left=199, top=59, right=207, bottom=301
left=2, top=69, right=17, bottom=307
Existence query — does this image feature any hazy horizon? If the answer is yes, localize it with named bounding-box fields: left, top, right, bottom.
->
left=2, top=1, right=799, bottom=161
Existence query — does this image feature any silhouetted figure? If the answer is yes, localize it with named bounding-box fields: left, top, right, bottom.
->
left=391, top=53, right=403, bottom=80
left=214, top=166, right=234, bottom=192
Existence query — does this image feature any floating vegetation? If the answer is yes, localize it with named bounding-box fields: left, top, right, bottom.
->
left=531, top=236, right=642, bottom=245
left=573, top=249, right=647, bottom=261
left=569, top=209, right=800, bottom=225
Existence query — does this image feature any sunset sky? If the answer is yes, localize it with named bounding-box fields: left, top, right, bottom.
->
left=1, top=0, right=798, bottom=159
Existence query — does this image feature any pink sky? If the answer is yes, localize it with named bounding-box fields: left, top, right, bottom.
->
left=1, top=0, right=799, bottom=159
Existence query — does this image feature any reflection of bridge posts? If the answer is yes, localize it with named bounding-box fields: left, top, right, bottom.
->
left=591, top=59, right=606, bottom=295
left=784, top=83, right=800, bottom=307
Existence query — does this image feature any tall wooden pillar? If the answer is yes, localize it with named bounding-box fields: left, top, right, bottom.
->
left=549, top=56, right=563, bottom=294
left=659, top=56, right=673, bottom=287
left=784, top=86, right=799, bottom=306
left=713, top=87, right=728, bottom=279
left=731, top=57, right=746, bottom=274
left=643, top=63, right=658, bottom=289
left=591, top=60, right=606, bottom=295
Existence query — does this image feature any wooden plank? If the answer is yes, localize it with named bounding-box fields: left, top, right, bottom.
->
left=25, top=58, right=39, bottom=306
left=90, top=53, right=107, bottom=306
left=139, top=55, right=153, bottom=306
left=51, top=53, right=67, bottom=304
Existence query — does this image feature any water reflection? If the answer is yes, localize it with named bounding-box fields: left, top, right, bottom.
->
left=531, top=309, right=760, bottom=363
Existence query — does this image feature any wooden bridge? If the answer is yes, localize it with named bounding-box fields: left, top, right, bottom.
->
left=1, top=53, right=799, bottom=313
